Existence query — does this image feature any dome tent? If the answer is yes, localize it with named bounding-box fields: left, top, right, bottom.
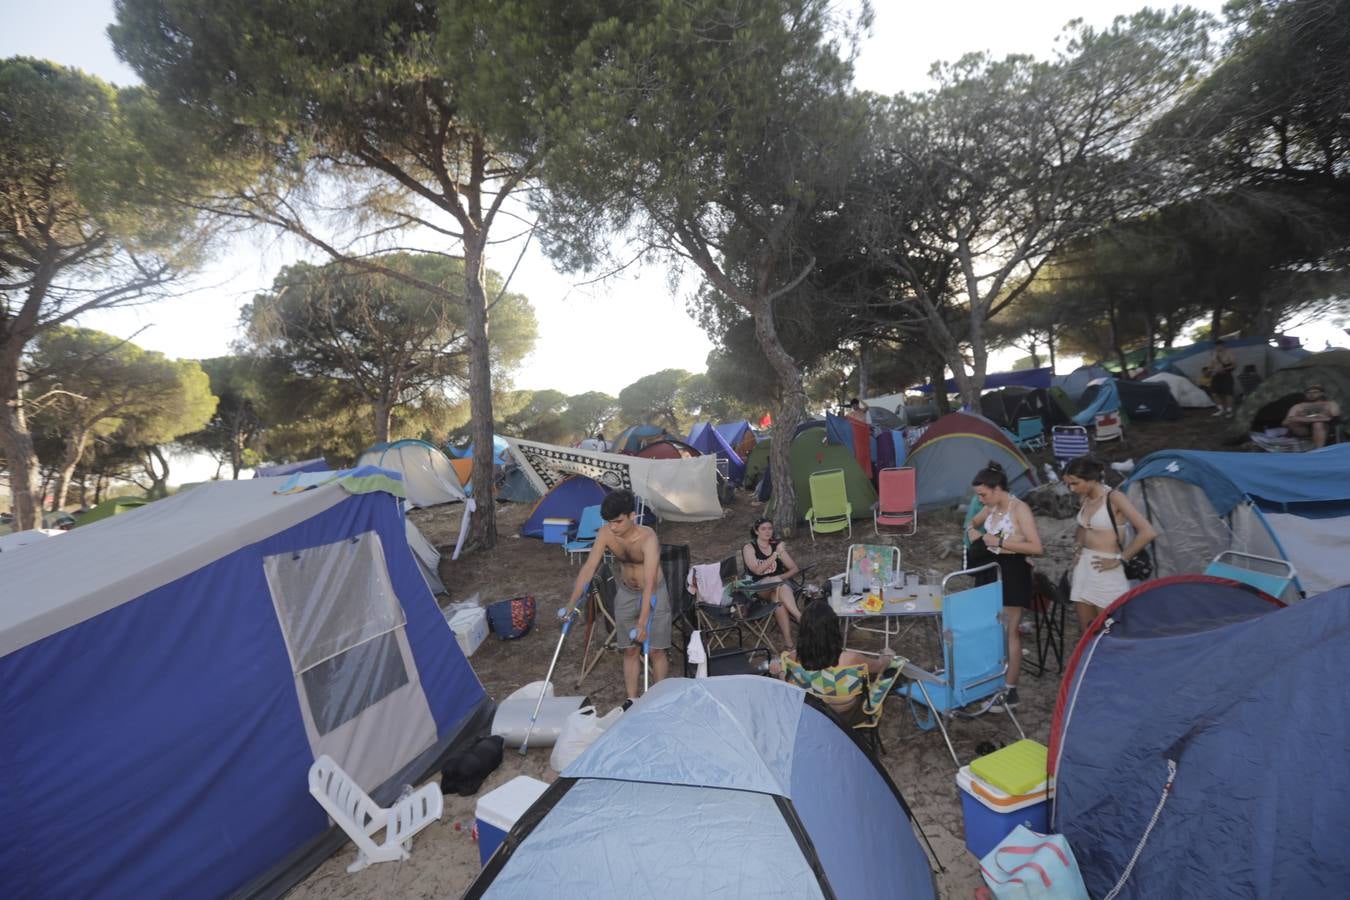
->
left=356, top=439, right=466, bottom=507
left=1226, top=348, right=1350, bottom=441
left=1123, top=445, right=1350, bottom=596
left=907, top=411, right=1037, bottom=511
left=1051, top=577, right=1350, bottom=899
left=466, top=677, right=937, bottom=899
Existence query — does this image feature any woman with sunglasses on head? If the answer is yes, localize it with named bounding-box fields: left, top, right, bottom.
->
left=743, top=517, right=803, bottom=648
left=1062, top=457, right=1158, bottom=636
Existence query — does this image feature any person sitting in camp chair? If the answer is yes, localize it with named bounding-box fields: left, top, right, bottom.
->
left=1283, top=384, right=1341, bottom=449
left=562, top=489, right=670, bottom=706
left=742, top=517, right=804, bottom=648
left=769, top=600, right=898, bottom=728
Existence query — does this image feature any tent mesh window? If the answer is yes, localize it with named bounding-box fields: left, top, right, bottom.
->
left=264, top=532, right=410, bottom=735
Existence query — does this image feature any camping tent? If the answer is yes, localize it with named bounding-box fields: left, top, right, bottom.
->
left=1050, top=577, right=1350, bottom=899
left=405, top=518, right=447, bottom=595
left=254, top=458, right=330, bottom=478
left=1143, top=371, right=1214, bottom=408
left=906, top=411, right=1037, bottom=511
left=634, top=438, right=701, bottom=459
left=357, top=438, right=466, bottom=507
left=465, top=677, right=936, bottom=899
left=505, top=437, right=721, bottom=522
left=714, top=419, right=757, bottom=459
left=1153, top=335, right=1304, bottom=382
left=1226, top=348, right=1350, bottom=440
left=520, top=475, right=610, bottom=538
left=612, top=424, right=667, bottom=454
left=73, top=495, right=149, bottom=527
left=1123, top=445, right=1350, bottom=596
left=979, top=386, right=1057, bottom=429
left=0, top=528, right=63, bottom=553
left=920, top=366, right=1054, bottom=394
left=0, top=472, right=489, bottom=898
left=686, top=422, right=747, bottom=484
left=788, top=424, right=877, bottom=519
left=1112, top=379, right=1180, bottom=420
left=1072, top=379, right=1122, bottom=425
left=1052, top=364, right=1112, bottom=403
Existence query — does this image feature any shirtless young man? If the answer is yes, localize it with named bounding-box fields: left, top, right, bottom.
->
left=562, top=489, right=670, bottom=703
left=1283, top=384, right=1341, bottom=449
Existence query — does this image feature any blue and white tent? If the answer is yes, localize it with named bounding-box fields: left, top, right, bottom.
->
left=1050, top=577, right=1350, bottom=898
left=254, top=457, right=330, bottom=478
left=1124, top=445, right=1350, bottom=596
left=1071, top=378, right=1121, bottom=425
left=466, top=677, right=936, bottom=899
left=0, top=471, right=489, bottom=898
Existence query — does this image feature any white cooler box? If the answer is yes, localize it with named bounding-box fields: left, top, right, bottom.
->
left=476, top=775, right=549, bottom=865
left=447, top=606, right=488, bottom=658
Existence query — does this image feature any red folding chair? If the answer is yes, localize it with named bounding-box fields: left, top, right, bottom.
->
left=873, top=466, right=918, bottom=536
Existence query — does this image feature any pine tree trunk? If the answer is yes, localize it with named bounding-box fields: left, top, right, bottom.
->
left=931, top=359, right=951, bottom=415
left=0, top=395, right=42, bottom=530
left=752, top=298, right=807, bottom=536
left=51, top=429, right=89, bottom=512
left=463, top=225, right=497, bottom=550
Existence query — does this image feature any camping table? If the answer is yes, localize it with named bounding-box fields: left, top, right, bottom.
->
left=833, top=577, right=943, bottom=654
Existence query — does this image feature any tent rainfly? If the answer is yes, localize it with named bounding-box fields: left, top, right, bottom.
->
left=0, top=472, right=489, bottom=897
left=466, top=677, right=937, bottom=899
left=357, top=439, right=466, bottom=507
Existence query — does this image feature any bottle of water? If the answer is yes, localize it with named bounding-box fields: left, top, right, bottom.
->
left=1044, top=463, right=1060, bottom=483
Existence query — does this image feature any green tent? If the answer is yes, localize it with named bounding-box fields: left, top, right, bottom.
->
left=1227, top=349, right=1350, bottom=440
left=743, top=438, right=772, bottom=489
left=75, top=496, right=149, bottom=527
left=788, top=426, right=877, bottom=520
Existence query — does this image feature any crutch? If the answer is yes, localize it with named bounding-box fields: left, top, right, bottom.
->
left=520, top=605, right=579, bottom=755
left=627, top=593, right=660, bottom=694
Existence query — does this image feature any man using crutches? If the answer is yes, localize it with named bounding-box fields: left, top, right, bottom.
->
left=562, top=489, right=670, bottom=708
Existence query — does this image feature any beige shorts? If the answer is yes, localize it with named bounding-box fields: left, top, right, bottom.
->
left=614, top=578, right=671, bottom=651
left=1071, top=549, right=1131, bottom=609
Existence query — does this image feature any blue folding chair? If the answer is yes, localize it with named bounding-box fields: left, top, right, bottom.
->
left=563, top=504, right=604, bottom=563
left=1014, top=417, right=1046, bottom=451
left=1204, top=550, right=1300, bottom=602
left=894, top=562, right=1025, bottom=767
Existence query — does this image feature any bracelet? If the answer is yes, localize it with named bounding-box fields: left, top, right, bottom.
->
left=1110, top=553, right=1122, bottom=560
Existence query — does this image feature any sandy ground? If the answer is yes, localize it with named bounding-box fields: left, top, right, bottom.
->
left=287, top=410, right=1228, bottom=900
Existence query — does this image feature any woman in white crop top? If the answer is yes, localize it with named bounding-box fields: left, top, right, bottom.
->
left=1063, top=457, right=1158, bottom=636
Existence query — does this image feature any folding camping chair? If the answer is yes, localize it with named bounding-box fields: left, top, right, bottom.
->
left=690, top=556, right=783, bottom=653
left=1093, top=411, right=1125, bottom=445
left=685, top=624, right=774, bottom=677
left=1013, top=417, right=1046, bottom=452
left=894, top=563, right=1026, bottom=768
left=1204, top=550, right=1300, bottom=601
left=1051, top=425, right=1090, bottom=468
left=577, top=557, right=620, bottom=685
left=1023, top=570, right=1067, bottom=678
left=874, top=466, right=918, bottom=536
left=562, top=504, right=603, bottom=563
left=782, top=654, right=905, bottom=755
left=805, top=468, right=852, bottom=541
left=837, top=543, right=903, bottom=647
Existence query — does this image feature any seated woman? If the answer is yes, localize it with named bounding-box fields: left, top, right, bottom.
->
left=742, top=517, right=804, bottom=648
left=770, top=600, right=895, bottom=725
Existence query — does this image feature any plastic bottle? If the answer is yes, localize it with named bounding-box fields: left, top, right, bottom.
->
left=1044, top=463, right=1060, bottom=483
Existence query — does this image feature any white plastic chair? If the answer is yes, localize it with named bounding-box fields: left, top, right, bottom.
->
left=308, top=754, right=443, bottom=873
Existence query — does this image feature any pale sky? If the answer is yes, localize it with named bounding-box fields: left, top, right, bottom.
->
left=14, top=0, right=1341, bottom=411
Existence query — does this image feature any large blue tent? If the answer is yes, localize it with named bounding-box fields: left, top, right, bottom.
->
left=1051, top=577, right=1350, bottom=899
left=0, top=471, right=489, bottom=898
left=686, top=420, right=746, bottom=484
left=466, top=677, right=936, bottom=899
left=1124, top=445, right=1350, bottom=596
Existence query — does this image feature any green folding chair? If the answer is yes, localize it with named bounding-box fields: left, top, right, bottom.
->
left=805, top=468, right=852, bottom=541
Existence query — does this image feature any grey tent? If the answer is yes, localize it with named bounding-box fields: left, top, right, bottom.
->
left=466, top=677, right=936, bottom=899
